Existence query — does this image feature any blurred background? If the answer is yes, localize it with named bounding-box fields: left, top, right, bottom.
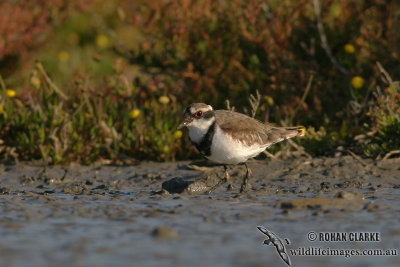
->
left=0, top=0, right=399, bottom=164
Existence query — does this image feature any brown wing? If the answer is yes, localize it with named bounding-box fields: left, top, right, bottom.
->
left=215, top=110, right=304, bottom=147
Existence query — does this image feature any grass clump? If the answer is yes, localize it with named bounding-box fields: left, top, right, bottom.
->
left=360, top=64, right=400, bottom=158
left=0, top=63, right=184, bottom=164
left=300, top=126, right=339, bottom=156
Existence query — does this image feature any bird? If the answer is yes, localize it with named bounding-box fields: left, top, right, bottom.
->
left=177, top=103, right=305, bottom=193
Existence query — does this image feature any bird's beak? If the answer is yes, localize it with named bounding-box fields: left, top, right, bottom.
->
left=177, top=115, right=193, bottom=129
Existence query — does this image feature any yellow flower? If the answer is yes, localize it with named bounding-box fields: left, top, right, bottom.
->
left=30, top=76, right=41, bottom=89
left=351, top=76, right=364, bottom=89
left=58, top=51, right=69, bottom=62
left=96, top=34, right=109, bottom=48
left=148, top=84, right=157, bottom=93
left=158, top=96, right=170, bottom=104
left=344, top=44, right=355, bottom=54
left=0, top=104, right=3, bottom=114
left=5, top=89, right=16, bottom=98
left=162, top=145, right=169, bottom=153
left=263, top=95, right=274, bottom=106
left=129, top=109, right=141, bottom=119
left=173, top=130, right=183, bottom=139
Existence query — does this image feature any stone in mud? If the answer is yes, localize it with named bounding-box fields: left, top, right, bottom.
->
left=63, top=184, right=88, bottom=195
left=334, top=190, right=364, bottom=201
left=0, top=187, right=9, bottom=194
left=162, top=178, right=191, bottom=194
left=320, top=182, right=331, bottom=190
left=363, top=202, right=380, bottom=212
left=162, top=177, right=210, bottom=194
left=277, top=192, right=365, bottom=211
left=19, top=175, right=36, bottom=184
left=36, top=195, right=50, bottom=202
left=335, top=180, right=363, bottom=189
left=151, top=226, right=178, bottom=239
left=376, top=158, right=400, bottom=170
left=186, top=181, right=209, bottom=194
left=5, top=222, right=23, bottom=229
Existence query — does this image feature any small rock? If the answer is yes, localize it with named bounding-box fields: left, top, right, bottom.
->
left=282, top=209, right=291, bottom=216
left=162, top=178, right=190, bottom=194
left=93, top=184, right=107, bottom=190
left=151, top=226, right=178, bottom=239
left=172, top=196, right=187, bottom=200
left=6, top=222, right=23, bottom=229
left=63, top=184, right=87, bottom=195
left=312, top=211, right=324, bottom=216
left=203, top=216, right=213, bottom=222
left=277, top=194, right=365, bottom=211
left=0, top=187, right=9, bottom=194
left=36, top=195, right=49, bottom=202
left=135, top=191, right=148, bottom=198
left=376, top=158, right=400, bottom=170
left=186, top=181, right=208, bottom=194
left=320, top=182, right=331, bottom=190
left=10, top=197, right=21, bottom=203
left=363, top=202, right=380, bottom=212
left=334, top=191, right=364, bottom=201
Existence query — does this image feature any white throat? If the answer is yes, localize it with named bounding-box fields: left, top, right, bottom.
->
left=187, top=118, right=216, bottom=144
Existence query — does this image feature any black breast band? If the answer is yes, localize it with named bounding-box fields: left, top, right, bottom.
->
left=194, top=121, right=216, bottom=157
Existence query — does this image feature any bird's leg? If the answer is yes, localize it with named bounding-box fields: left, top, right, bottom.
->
left=207, top=165, right=229, bottom=194
left=240, top=162, right=252, bottom=193
left=223, top=165, right=230, bottom=181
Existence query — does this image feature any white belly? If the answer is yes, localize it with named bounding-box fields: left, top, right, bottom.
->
left=206, top=127, right=267, bottom=164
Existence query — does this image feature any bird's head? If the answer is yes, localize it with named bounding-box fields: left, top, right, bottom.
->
left=177, top=103, right=214, bottom=130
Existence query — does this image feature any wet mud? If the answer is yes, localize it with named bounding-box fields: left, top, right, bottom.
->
left=0, top=156, right=399, bottom=266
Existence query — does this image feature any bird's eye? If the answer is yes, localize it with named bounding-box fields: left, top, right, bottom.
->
left=194, top=111, right=203, bottom=118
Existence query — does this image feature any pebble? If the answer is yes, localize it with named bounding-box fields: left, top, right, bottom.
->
left=151, top=226, right=178, bottom=239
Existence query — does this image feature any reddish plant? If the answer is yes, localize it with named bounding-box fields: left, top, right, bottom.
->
left=0, top=0, right=91, bottom=73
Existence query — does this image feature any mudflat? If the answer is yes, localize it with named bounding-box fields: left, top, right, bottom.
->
left=0, top=156, right=399, bottom=267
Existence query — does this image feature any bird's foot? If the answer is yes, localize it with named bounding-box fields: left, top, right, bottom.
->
left=240, top=180, right=249, bottom=193
left=227, top=183, right=233, bottom=191
left=240, top=163, right=252, bottom=193
left=207, top=165, right=230, bottom=194
left=206, top=177, right=228, bottom=194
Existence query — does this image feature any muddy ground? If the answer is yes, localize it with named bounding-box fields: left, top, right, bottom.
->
left=0, top=156, right=399, bottom=267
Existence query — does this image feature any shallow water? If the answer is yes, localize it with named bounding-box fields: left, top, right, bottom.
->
left=0, top=157, right=399, bottom=267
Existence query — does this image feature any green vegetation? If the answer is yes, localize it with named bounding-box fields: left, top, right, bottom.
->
left=0, top=0, right=399, bottom=163
left=0, top=63, right=183, bottom=163
left=359, top=65, right=400, bottom=158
